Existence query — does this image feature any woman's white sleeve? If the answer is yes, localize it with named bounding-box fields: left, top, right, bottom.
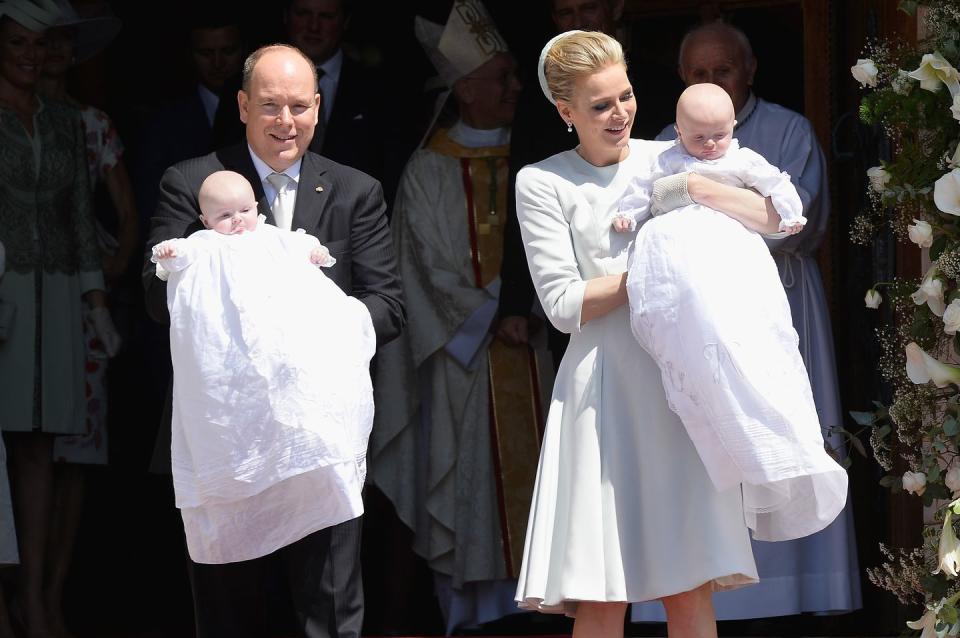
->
left=515, top=166, right=586, bottom=335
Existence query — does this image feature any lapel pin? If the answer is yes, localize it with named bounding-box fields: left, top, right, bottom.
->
left=316, top=185, right=324, bottom=192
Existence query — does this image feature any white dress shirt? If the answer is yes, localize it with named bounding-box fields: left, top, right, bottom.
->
left=248, top=147, right=303, bottom=231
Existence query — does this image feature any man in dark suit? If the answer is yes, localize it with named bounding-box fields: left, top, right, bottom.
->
left=211, top=0, right=384, bottom=186
left=142, top=44, right=404, bottom=638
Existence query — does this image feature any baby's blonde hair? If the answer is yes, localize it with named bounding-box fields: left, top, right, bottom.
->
left=542, top=31, right=625, bottom=104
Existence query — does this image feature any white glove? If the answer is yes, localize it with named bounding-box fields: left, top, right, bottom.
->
left=88, top=306, right=121, bottom=358
left=650, top=171, right=694, bottom=216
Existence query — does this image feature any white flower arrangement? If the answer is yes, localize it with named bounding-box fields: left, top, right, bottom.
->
left=853, top=2, right=960, bottom=632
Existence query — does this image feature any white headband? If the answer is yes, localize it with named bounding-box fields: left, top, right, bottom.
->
left=537, top=29, right=584, bottom=105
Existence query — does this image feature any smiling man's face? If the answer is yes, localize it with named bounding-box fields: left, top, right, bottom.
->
left=238, top=47, right=320, bottom=172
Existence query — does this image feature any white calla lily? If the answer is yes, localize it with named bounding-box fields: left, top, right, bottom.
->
left=865, top=289, right=882, bottom=309
left=912, top=268, right=947, bottom=316
left=909, top=52, right=960, bottom=97
left=946, top=300, right=960, bottom=335
left=947, top=466, right=960, bottom=494
left=909, top=219, right=935, bottom=247
left=907, top=596, right=953, bottom=638
left=905, top=342, right=960, bottom=387
left=906, top=606, right=941, bottom=638
left=935, top=510, right=960, bottom=577
left=851, top=58, right=879, bottom=87
left=935, top=169, right=960, bottom=216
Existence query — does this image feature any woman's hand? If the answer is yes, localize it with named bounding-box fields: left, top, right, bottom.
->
left=581, top=272, right=628, bottom=326
left=686, top=173, right=783, bottom=234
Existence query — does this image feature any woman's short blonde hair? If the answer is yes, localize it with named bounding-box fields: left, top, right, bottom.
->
left=542, top=31, right=625, bottom=104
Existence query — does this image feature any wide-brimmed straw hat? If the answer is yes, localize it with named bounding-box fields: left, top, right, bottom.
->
left=51, top=0, right=121, bottom=63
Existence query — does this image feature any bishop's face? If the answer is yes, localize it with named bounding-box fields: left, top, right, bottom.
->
left=456, top=53, right=522, bottom=129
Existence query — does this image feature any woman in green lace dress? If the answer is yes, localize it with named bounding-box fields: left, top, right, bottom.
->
left=0, top=2, right=111, bottom=635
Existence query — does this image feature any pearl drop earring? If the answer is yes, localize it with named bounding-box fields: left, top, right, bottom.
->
left=566, top=121, right=573, bottom=133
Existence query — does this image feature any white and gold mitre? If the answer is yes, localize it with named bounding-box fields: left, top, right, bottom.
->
left=414, top=0, right=508, bottom=87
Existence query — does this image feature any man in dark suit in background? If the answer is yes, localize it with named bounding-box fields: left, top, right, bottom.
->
left=496, top=0, right=625, bottom=366
left=211, top=0, right=384, bottom=185
left=142, top=44, right=404, bottom=638
left=132, top=12, right=244, bottom=228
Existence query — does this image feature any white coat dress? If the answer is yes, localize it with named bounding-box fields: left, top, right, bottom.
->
left=514, top=139, right=758, bottom=615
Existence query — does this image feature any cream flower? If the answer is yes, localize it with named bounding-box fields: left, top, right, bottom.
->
left=946, top=300, right=960, bottom=335
left=935, top=510, right=960, bottom=577
left=903, top=470, right=928, bottom=496
left=906, top=605, right=941, bottom=638
left=892, top=69, right=914, bottom=95
left=953, top=94, right=960, bottom=121
left=912, top=267, right=947, bottom=316
left=936, top=169, right=960, bottom=215
left=864, top=288, right=882, bottom=309
left=866, top=166, right=891, bottom=193
left=947, top=467, right=960, bottom=494
left=909, top=52, right=960, bottom=97
left=851, top=58, right=878, bottom=87
left=909, top=219, right=934, bottom=248
left=905, top=342, right=960, bottom=387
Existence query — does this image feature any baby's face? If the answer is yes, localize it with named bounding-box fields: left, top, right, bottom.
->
left=676, top=108, right=734, bottom=161
left=200, top=187, right=259, bottom=235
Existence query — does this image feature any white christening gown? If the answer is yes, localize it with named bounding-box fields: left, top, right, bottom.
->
left=623, top=142, right=847, bottom=542
left=156, top=218, right=375, bottom=564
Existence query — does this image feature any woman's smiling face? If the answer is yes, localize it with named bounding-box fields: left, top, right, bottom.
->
left=557, top=62, right=635, bottom=166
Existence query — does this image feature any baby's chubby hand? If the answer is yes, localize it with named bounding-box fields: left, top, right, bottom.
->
left=783, top=222, right=804, bottom=236
left=310, top=245, right=337, bottom=267
left=152, top=240, right=179, bottom=261
left=611, top=215, right=636, bottom=233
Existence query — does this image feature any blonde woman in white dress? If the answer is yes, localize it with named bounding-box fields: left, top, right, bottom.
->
left=513, top=31, right=795, bottom=637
